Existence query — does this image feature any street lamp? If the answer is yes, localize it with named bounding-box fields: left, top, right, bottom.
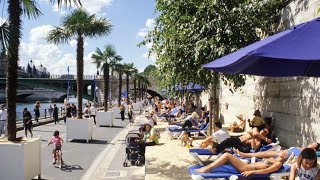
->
left=40, top=64, right=43, bottom=78
left=30, top=59, right=33, bottom=78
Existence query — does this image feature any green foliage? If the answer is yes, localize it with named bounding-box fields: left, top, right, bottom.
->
left=143, top=64, right=156, bottom=77
left=141, top=0, right=282, bottom=92
left=47, top=8, right=112, bottom=44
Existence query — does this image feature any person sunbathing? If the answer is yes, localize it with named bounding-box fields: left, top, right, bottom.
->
left=236, top=142, right=320, bottom=160
left=210, top=127, right=271, bottom=154
left=196, top=150, right=287, bottom=177
left=229, top=114, right=246, bottom=132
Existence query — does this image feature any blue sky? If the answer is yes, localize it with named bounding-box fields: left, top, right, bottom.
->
left=1, top=0, right=157, bottom=75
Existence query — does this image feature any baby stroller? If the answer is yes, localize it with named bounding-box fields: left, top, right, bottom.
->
left=123, top=130, right=144, bottom=167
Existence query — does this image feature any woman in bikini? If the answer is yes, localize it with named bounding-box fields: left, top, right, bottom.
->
left=196, top=151, right=287, bottom=177
left=236, top=142, right=320, bottom=160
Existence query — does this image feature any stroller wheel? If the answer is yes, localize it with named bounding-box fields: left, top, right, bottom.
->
left=135, top=160, right=141, bottom=166
left=123, top=162, right=128, bottom=167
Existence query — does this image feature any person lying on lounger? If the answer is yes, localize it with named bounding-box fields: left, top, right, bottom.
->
left=196, top=150, right=287, bottom=177
left=236, top=142, right=320, bottom=160
left=210, top=127, right=271, bottom=154
left=199, top=122, right=230, bottom=148
left=229, top=113, right=246, bottom=132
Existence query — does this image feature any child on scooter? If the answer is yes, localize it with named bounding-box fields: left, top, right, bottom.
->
left=48, top=130, right=64, bottom=164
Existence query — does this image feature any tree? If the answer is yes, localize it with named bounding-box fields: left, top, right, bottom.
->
left=135, top=72, right=150, bottom=100
left=131, top=68, right=138, bottom=102
left=143, top=64, right=156, bottom=77
left=141, top=0, right=283, bottom=134
left=47, top=8, right=112, bottom=119
left=4, top=0, right=81, bottom=141
left=91, top=45, right=122, bottom=111
left=113, top=63, right=124, bottom=106
left=122, top=63, right=135, bottom=100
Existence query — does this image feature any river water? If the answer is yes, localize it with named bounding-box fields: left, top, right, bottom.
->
left=15, top=102, right=65, bottom=122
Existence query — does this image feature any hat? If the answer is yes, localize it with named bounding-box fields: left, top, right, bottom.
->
left=236, top=113, right=243, bottom=119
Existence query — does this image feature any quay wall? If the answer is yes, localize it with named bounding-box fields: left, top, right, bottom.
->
left=200, top=0, right=320, bottom=147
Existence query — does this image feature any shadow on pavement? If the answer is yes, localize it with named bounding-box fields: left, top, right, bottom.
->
left=69, top=139, right=108, bottom=144
left=33, top=129, right=66, bottom=133
left=60, top=164, right=83, bottom=172
left=97, top=125, right=125, bottom=129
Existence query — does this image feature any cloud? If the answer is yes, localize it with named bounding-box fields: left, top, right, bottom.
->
left=145, top=19, right=155, bottom=29
left=142, top=52, right=156, bottom=62
left=20, top=25, right=96, bottom=76
left=138, top=18, right=156, bottom=62
left=69, top=39, right=88, bottom=47
left=49, top=0, right=114, bottom=15
left=29, top=25, right=53, bottom=42
left=137, top=18, right=155, bottom=38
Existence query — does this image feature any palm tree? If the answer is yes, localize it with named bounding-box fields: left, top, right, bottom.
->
left=5, top=0, right=80, bottom=141
left=122, top=63, right=135, bottom=100
left=91, top=45, right=122, bottom=111
left=47, top=8, right=112, bottom=119
left=113, top=63, right=124, bottom=106
left=136, top=73, right=150, bottom=101
left=131, top=68, right=138, bottom=103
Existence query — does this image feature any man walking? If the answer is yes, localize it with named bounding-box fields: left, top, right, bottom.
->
left=0, top=104, right=7, bottom=138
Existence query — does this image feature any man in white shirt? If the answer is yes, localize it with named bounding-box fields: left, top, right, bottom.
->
left=0, top=104, right=7, bottom=137
left=199, top=122, right=230, bottom=148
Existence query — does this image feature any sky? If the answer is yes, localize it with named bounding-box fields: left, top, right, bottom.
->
left=1, top=0, right=157, bottom=75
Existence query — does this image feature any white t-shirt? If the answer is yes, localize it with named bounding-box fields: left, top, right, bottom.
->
left=147, top=117, right=154, bottom=127
left=212, top=129, right=230, bottom=144
left=297, top=164, right=320, bottom=180
left=90, top=106, right=97, bottom=115
left=0, top=109, right=7, bottom=121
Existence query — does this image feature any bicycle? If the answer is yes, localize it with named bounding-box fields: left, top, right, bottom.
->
left=51, top=144, right=64, bottom=169
left=54, top=146, right=63, bottom=169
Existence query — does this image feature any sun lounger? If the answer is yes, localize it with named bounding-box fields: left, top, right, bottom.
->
left=167, top=123, right=210, bottom=140
left=190, top=141, right=280, bottom=165
left=189, top=164, right=291, bottom=180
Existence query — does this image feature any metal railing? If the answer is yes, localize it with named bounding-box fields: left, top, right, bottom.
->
left=49, top=75, right=95, bottom=80
left=16, top=106, right=65, bottom=122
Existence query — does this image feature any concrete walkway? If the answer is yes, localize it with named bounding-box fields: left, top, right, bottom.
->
left=82, top=114, right=148, bottom=180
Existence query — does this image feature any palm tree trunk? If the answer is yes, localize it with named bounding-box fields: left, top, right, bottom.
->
left=126, top=73, right=129, bottom=100
left=134, top=78, right=137, bottom=103
left=138, top=81, right=141, bottom=100
left=76, top=36, right=84, bottom=119
left=104, top=63, right=109, bottom=111
left=6, top=0, right=22, bottom=141
left=118, top=73, right=122, bottom=106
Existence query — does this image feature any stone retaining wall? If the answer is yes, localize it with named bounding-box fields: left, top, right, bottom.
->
left=200, top=0, right=320, bottom=147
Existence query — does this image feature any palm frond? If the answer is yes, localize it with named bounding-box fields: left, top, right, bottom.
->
left=49, top=0, right=82, bottom=9
left=21, top=0, right=42, bottom=19
left=46, top=27, right=71, bottom=44
left=0, top=20, right=9, bottom=53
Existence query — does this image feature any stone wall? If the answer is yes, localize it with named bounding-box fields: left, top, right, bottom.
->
left=200, top=0, right=320, bottom=147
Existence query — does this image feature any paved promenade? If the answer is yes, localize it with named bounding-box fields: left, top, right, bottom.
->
left=3, top=110, right=205, bottom=179
left=83, top=113, right=202, bottom=180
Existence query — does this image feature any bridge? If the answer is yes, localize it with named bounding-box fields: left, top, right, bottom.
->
left=0, top=75, right=164, bottom=102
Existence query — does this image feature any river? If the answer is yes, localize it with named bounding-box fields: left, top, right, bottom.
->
left=15, top=102, right=65, bottom=122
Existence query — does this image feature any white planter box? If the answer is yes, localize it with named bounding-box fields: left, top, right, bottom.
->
left=112, top=107, right=122, bottom=119
left=0, top=138, right=41, bottom=180
left=96, top=111, right=114, bottom=127
left=66, top=117, right=93, bottom=143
